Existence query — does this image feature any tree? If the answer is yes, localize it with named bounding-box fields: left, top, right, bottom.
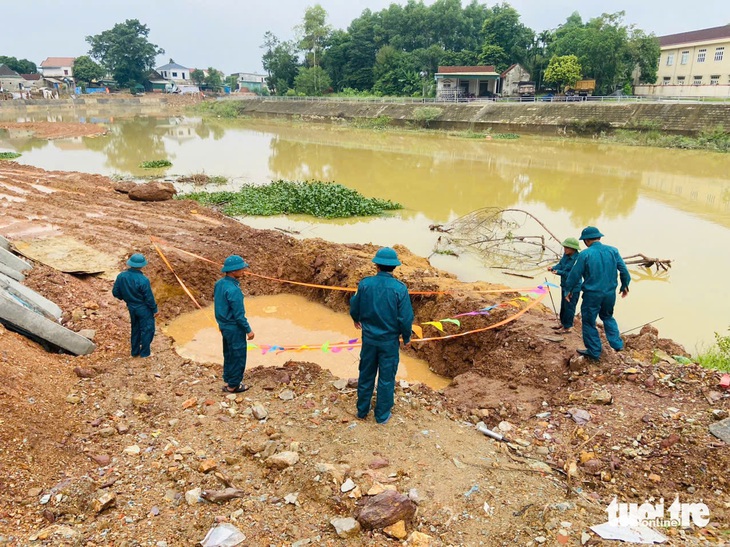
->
left=261, top=37, right=299, bottom=94
left=86, top=19, right=164, bottom=87
left=298, top=5, right=331, bottom=68
left=190, top=69, right=205, bottom=86
left=294, top=66, right=331, bottom=95
left=72, top=55, right=105, bottom=85
left=480, top=3, right=535, bottom=70
left=544, top=55, right=582, bottom=91
left=225, top=74, right=239, bottom=91
left=0, top=56, right=37, bottom=74
left=204, top=67, right=223, bottom=90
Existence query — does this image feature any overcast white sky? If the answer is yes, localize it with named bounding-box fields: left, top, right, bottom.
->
left=2, top=0, right=727, bottom=74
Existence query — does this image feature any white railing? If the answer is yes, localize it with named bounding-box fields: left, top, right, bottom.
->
left=219, top=94, right=730, bottom=105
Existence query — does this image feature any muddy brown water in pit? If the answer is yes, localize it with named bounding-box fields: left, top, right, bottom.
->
left=164, top=294, right=450, bottom=390
left=3, top=114, right=730, bottom=352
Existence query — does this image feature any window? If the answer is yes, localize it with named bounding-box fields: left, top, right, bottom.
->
left=697, top=48, right=707, bottom=63
left=666, top=53, right=675, bottom=66
left=680, top=51, right=689, bottom=64
left=182, top=73, right=186, bottom=80
left=677, top=76, right=685, bottom=85
left=716, top=47, right=725, bottom=62
left=711, top=75, right=720, bottom=85
left=693, top=75, right=702, bottom=85
left=63, top=69, right=68, bottom=75
left=172, top=72, right=178, bottom=78
left=662, top=76, right=671, bottom=85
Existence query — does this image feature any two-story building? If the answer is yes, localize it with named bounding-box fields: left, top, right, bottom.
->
left=230, top=72, right=268, bottom=93
left=156, top=61, right=191, bottom=84
left=635, top=25, right=730, bottom=98
left=40, top=57, right=75, bottom=78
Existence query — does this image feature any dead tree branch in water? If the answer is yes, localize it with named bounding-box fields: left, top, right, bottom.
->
left=430, top=208, right=672, bottom=275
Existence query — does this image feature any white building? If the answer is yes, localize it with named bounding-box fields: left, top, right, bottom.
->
left=156, top=61, right=191, bottom=83
left=39, top=57, right=75, bottom=78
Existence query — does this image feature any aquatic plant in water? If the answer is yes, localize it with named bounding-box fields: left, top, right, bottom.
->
left=0, top=152, right=22, bottom=160
left=140, top=159, right=172, bottom=169
left=181, top=180, right=403, bottom=218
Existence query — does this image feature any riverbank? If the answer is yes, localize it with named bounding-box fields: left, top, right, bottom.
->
left=221, top=97, right=730, bottom=137
left=1, top=161, right=729, bottom=544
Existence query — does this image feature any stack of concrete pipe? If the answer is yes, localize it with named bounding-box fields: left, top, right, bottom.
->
left=0, top=235, right=95, bottom=355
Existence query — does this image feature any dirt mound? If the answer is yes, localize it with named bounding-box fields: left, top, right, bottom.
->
left=0, top=162, right=728, bottom=544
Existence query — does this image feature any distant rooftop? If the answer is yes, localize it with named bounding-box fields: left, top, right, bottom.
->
left=659, top=25, right=730, bottom=47
left=40, top=57, right=75, bottom=67
left=0, top=64, right=21, bottom=76
left=437, top=65, right=497, bottom=74
left=156, top=62, right=189, bottom=71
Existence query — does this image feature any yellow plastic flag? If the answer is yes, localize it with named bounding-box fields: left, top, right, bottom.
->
left=411, top=325, right=423, bottom=339
left=424, top=321, right=444, bottom=332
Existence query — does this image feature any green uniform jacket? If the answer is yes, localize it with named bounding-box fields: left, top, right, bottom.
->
left=214, top=276, right=252, bottom=333
left=552, top=251, right=580, bottom=289
left=112, top=269, right=158, bottom=312
left=350, top=271, right=414, bottom=345
left=566, top=241, right=630, bottom=295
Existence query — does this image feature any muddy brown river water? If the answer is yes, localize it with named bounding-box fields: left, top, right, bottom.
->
left=2, top=115, right=729, bottom=353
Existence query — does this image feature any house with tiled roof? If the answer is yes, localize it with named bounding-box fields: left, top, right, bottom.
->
left=435, top=66, right=500, bottom=100
left=500, top=64, right=531, bottom=97
left=40, top=57, right=75, bottom=78
left=0, top=64, right=24, bottom=92
left=635, top=25, right=730, bottom=98
left=156, top=61, right=191, bottom=83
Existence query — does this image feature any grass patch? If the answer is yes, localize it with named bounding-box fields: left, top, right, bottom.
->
left=139, top=159, right=172, bottom=169
left=449, top=130, right=486, bottom=139
left=350, top=116, right=392, bottom=130
left=604, top=125, right=730, bottom=153
left=0, top=152, right=21, bottom=160
left=492, top=133, right=520, bottom=140
left=180, top=180, right=403, bottom=218
left=187, top=100, right=247, bottom=118
left=697, top=327, right=730, bottom=372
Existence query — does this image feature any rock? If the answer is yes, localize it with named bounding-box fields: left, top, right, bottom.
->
left=590, top=389, right=613, bottom=405
left=199, top=459, right=218, bottom=473
left=356, top=490, right=416, bottom=529
left=346, top=378, right=359, bottom=388
left=711, top=409, right=729, bottom=420
left=709, top=418, right=730, bottom=444
left=660, top=433, right=681, bottom=449
left=77, top=329, right=96, bottom=341
left=581, top=531, right=592, bottom=545
left=98, top=427, right=116, bottom=437
left=408, top=531, right=436, bottom=546
left=29, top=524, right=80, bottom=542
left=182, top=397, right=198, bottom=409
left=185, top=487, right=202, bottom=505
left=340, top=478, right=356, bottom=493
left=90, top=492, right=116, bottom=513
left=383, top=520, right=408, bottom=539
left=132, top=393, right=150, bottom=407
left=648, top=473, right=661, bottom=482
left=498, top=421, right=514, bottom=432
left=66, top=394, right=81, bottom=404
left=266, top=451, right=299, bottom=469
left=115, top=422, right=130, bottom=434
left=251, top=404, right=268, bottom=420
left=89, top=454, right=111, bottom=466
left=28, top=487, right=43, bottom=498
left=242, top=439, right=268, bottom=455
left=284, top=493, right=299, bottom=505
left=332, top=378, right=348, bottom=390
left=535, top=536, right=547, bottom=543
left=568, top=408, right=591, bottom=425
left=330, top=517, right=360, bottom=539
left=114, top=181, right=136, bottom=194
left=128, top=181, right=177, bottom=202
left=201, top=488, right=246, bottom=503
left=582, top=459, right=604, bottom=475
left=279, top=389, right=295, bottom=401
left=123, top=445, right=141, bottom=455
left=73, top=367, right=96, bottom=378
left=367, top=482, right=396, bottom=496
left=579, top=451, right=595, bottom=464
left=369, top=456, right=389, bottom=469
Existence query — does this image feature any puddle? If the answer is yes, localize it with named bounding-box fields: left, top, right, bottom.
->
left=164, top=294, right=450, bottom=390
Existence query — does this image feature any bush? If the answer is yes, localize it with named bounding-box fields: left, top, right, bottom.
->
left=698, top=327, right=730, bottom=372
left=139, top=159, right=172, bottom=169
left=413, top=107, right=443, bottom=128
left=0, top=152, right=21, bottom=160
left=350, top=116, right=392, bottom=130
left=188, top=100, right=246, bottom=118
left=180, top=180, right=403, bottom=218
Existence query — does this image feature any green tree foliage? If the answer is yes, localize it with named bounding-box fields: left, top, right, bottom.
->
left=190, top=69, right=205, bottom=86
left=298, top=4, right=331, bottom=70
left=480, top=2, right=534, bottom=71
left=294, top=66, right=331, bottom=96
left=0, top=56, right=37, bottom=74
left=261, top=33, right=299, bottom=94
left=549, top=11, right=659, bottom=94
left=204, top=67, right=223, bottom=90
left=225, top=75, right=238, bottom=91
left=86, top=19, right=164, bottom=87
left=72, top=55, right=105, bottom=85
left=543, top=55, right=582, bottom=91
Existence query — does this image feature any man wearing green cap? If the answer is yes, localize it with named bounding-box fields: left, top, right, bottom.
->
left=548, top=238, right=581, bottom=331
left=350, top=247, right=414, bottom=424
left=112, top=253, right=158, bottom=358
left=214, top=255, right=255, bottom=393
left=565, top=227, right=630, bottom=360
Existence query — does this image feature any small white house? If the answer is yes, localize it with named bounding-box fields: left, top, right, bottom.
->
left=40, top=57, right=75, bottom=78
left=156, top=61, right=191, bottom=83
left=500, top=64, right=531, bottom=97
left=435, top=66, right=500, bottom=100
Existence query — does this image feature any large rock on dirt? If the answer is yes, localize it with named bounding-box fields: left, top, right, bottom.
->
left=128, top=181, right=177, bottom=202
left=356, top=490, right=416, bottom=529
left=330, top=517, right=360, bottom=538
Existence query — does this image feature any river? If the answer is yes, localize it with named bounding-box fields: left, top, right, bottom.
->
left=2, top=114, right=728, bottom=353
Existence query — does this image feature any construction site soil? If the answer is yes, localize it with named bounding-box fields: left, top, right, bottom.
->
left=0, top=125, right=729, bottom=545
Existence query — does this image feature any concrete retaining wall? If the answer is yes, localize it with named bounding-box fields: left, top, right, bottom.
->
left=0, top=96, right=171, bottom=120
left=236, top=99, right=730, bottom=135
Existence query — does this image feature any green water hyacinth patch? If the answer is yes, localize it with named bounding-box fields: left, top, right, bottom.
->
left=139, top=159, right=172, bottom=169
left=0, top=152, right=22, bottom=160
left=181, top=180, right=403, bottom=218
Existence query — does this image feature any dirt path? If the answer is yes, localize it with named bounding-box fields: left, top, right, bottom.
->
left=0, top=161, right=728, bottom=544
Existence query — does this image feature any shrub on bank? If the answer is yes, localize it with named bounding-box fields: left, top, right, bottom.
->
left=180, top=180, right=403, bottom=218
left=188, top=101, right=247, bottom=118
left=0, top=152, right=22, bottom=160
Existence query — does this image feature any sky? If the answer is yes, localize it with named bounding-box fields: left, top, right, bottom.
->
left=2, top=0, right=728, bottom=75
